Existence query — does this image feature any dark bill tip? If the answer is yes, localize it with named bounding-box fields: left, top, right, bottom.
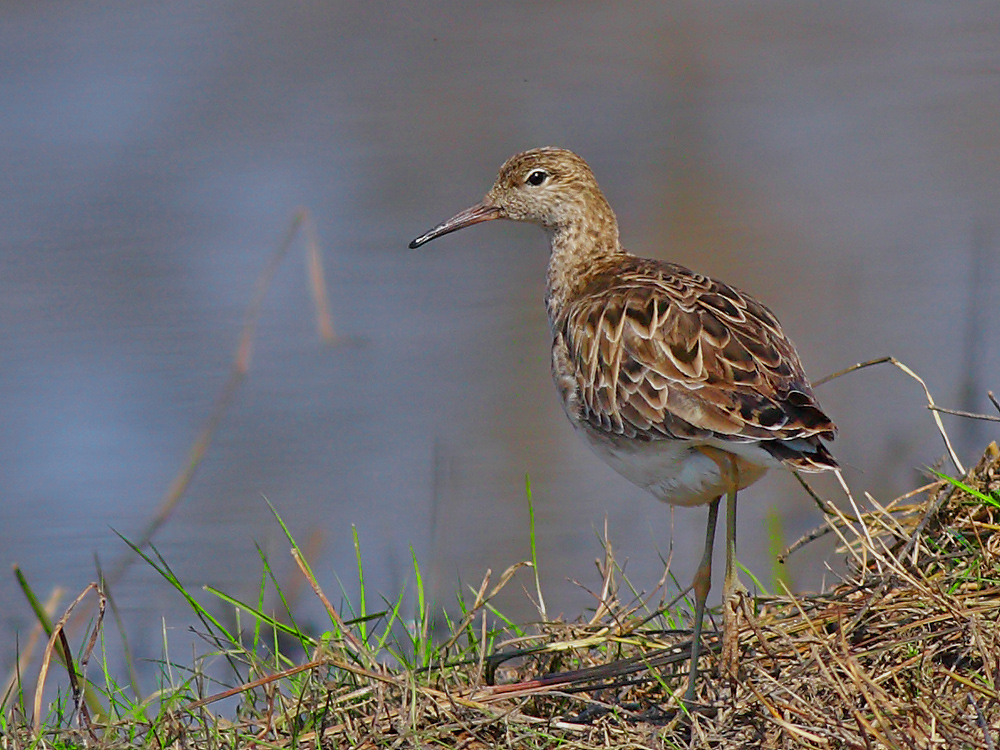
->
left=409, top=202, right=503, bottom=249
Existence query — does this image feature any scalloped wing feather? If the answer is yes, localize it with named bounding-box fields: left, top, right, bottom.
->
left=556, top=258, right=837, bottom=472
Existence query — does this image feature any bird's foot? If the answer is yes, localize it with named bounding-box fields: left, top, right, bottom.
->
left=721, top=579, right=748, bottom=685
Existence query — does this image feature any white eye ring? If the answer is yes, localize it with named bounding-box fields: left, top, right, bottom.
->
left=526, top=170, right=548, bottom=186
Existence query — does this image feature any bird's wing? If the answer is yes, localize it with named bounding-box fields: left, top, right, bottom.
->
left=555, top=259, right=836, bottom=468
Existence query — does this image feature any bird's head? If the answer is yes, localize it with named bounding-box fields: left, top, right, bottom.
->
left=409, top=147, right=613, bottom=249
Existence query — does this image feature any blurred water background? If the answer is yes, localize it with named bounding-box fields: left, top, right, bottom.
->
left=2, top=2, right=999, bottom=682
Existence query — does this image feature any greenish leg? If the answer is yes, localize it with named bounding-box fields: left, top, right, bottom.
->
left=684, top=495, right=720, bottom=704
left=721, top=485, right=746, bottom=684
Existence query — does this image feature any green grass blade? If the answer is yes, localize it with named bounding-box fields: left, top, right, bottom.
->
left=766, top=507, right=792, bottom=594
left=525, top=474, right=547, bottom=621
left=736, top=559, right=769, bottom=597
left=202, top=586, right=317, bottom=646
left=113, top=530, right=235, bottom=644
left=931, top=469, right=1000, bottom=508
left=353, top=525, right=368, bottom=645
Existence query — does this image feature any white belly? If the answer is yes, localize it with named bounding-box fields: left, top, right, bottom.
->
left=579, top=427, right=772, bottom=507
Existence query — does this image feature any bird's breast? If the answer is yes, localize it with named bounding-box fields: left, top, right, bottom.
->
left=578, top=427, right=770, bottom=507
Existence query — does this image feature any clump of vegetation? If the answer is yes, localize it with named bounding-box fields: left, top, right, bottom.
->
left=4, top=444, right=999, bottom=749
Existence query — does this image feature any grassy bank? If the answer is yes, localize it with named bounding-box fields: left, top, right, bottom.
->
left=4, top=444, right=1000, bottom=749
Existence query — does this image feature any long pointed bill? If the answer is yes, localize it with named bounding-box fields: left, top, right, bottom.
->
left=408, top=202, right=504, bottom=249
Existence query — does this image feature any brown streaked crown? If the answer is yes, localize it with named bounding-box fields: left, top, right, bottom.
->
left=484, top=148, right=616, bottom=229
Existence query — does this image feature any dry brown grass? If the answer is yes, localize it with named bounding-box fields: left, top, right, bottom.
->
left=298, top=445, right=1000, bottom=748
left=206, top=445, right=1000, bottom=748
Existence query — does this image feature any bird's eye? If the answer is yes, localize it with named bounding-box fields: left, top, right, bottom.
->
left=526, top=170, right=548, bottom=186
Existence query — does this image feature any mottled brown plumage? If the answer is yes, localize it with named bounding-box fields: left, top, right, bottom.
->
left=410, top=147, right=837, bottom=703
left=552, top=256, right=836, bottom=467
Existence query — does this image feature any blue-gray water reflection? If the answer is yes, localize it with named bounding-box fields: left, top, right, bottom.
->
left=1, top=2, right=998, bottom=684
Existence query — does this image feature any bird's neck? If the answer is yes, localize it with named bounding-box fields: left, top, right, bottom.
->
left=544, top=206, right=625, bottom=327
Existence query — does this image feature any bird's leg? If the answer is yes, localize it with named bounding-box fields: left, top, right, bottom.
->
left=721, top=468, right=748, bottom=685
left=684, top=495, right=720, bottom=705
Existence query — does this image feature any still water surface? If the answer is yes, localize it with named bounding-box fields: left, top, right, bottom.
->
left=2, top=2, right=999, bottom=680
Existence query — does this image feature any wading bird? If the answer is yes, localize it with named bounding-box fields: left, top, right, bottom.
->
left=410, top=147, right=837, bottom=703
